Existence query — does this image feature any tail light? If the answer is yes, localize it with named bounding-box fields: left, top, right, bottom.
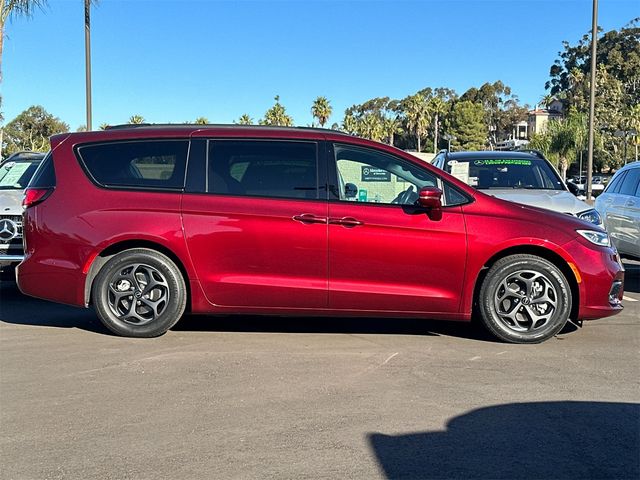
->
left=23, top=187, right=53, bottom=208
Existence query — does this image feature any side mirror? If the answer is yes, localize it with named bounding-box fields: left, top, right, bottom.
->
left=344, top=183, right=358, bottom=199
left=566, top=181, right=579, bottom=196
left=417, top=186, right=443, bottom=210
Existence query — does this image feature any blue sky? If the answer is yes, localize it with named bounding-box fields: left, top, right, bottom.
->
left=2, top=0, right=638, bottom=130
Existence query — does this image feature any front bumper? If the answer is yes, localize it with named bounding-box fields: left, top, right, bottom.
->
left=563, top=238, right=624, bottom=320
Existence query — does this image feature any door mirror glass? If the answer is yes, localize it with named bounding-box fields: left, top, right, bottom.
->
left=418, top=187, right=443, bottom=209
left=344, top=182, right=358, bottom=199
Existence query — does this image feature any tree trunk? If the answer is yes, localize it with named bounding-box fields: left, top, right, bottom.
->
left=416, top=131, right=421, bottom=152
left=560, top=157, right=567, bottom=180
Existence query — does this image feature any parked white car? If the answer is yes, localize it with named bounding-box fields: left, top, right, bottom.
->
left=431, top=150, right=603, bottom=225
left=0, top=151, right=46, bottom=272
left=595, top=161, right=640, bottom=259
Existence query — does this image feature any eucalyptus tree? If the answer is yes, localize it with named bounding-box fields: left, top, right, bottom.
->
left=311, top=96, right=332, bottom=128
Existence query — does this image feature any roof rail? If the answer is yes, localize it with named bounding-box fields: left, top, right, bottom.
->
left=517, top=149, right=546, bottom=159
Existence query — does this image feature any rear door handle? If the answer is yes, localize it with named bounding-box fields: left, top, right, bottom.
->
left=292, top=213, right=327, bottom=224
left=329, top=216, right=364, bottom=227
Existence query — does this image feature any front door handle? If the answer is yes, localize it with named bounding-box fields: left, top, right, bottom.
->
left=329, top=216, right=364, bottom=227
left=292, top=213, right=327, bottom=224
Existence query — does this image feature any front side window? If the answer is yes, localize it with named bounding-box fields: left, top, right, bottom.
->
left=332, top=144, right=437, bottom=205
left=77, top=140, right=189, bottom=190
left=208, top=140, right=318, bottom=200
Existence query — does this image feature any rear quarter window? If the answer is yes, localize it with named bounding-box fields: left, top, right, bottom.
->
left=76, top=140, right=189, bottom=190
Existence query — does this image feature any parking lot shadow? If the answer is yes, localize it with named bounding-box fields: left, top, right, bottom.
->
left=0, top=281, right=110, bottom=335
left=368, top=401, right=640, bottom=480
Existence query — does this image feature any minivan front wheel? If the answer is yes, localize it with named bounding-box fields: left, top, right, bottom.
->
left=478, top=254, right=572, bottom=344
left=92, top=249, right=186, bottom=337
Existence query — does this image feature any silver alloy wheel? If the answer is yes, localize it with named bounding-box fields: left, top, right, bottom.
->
left=494, top=269, right=558, bottom=333
left=107, top=263, right=170, bottom=326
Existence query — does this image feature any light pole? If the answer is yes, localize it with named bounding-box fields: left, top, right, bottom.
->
left=586, top=0, right=598, bottom=202
left=84, top=0, right=92, bottom=131
left=443, top=133, right=456, bottom=152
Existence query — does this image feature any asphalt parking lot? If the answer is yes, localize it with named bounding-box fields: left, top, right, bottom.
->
left=1, top=261, right=639, bottom=480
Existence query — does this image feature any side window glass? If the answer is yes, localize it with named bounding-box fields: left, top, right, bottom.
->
left=605, top=172, right=625, bottom=194
left=208, top=140, right=318, bottom=200
left=77, top=140, right=188, bottom=189
left=619, top=169, right=640, bottom=196
left=333, top=144, right=437, bottom=205
left=443, top=182, right=469, bottom=206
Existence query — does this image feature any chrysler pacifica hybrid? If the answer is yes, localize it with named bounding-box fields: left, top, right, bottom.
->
left=17, top=125, right=624, bottom=343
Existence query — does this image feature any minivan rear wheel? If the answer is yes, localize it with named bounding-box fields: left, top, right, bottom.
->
left=478, top=254, right=572, bottom=344
left=92, top=248, right=186, bottom=337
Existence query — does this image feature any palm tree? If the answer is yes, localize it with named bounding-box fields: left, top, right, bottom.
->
left=311, top=96, right=332, bottom=128
left=260, top=95, right=293, bottom=127
left=128, top=115, right=145, bottom=124
left=402, top=93, right=430, bottom=152
left=0, top=0, right=48, bottom=81
left=194, top=117, right=209, bottom=125
left=235, top=114, right=253, bottom=125
left=381, top=116, right=402, bottom=145
left=99, top=122, right=109, bottom=130
left=428, top=96, right=446, bottom=153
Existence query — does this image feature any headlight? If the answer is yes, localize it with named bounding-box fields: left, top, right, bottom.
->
left=578, top=209, right=602, bottom=225
left=577, top=229, right=611, bottom=247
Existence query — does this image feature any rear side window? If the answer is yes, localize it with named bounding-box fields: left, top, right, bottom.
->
left=29, top=152, right=56, bottom=188
left=604, top=172, right=626, bottom=194
left=619, top=168, right=640, bottom=197
left=208, top=140, right=318, bottom=199
left=77, top=140, right=189, bottom=190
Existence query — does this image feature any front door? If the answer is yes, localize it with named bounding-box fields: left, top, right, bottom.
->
left=327, top=143, right=467, bottom=314
left=182, top=138, right=328, bottom=309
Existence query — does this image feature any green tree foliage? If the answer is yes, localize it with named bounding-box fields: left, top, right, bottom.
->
left=2, top=105, right=68, bottom=154
left=128, top=115, right=145, bottom=124
left=99, top=123, right=109, bottom=130
left=400, top=93, right=430, bottom=152
left=235, top=114, right=253, bottom=125
left=311, top=96, right=332, bottom=128
left=341, top=97, right=397, bottom=143
left=447, top=101, right=487, bottom=151
left=260, top=95, right=293, bottom=126
left=460, top=81, right=528, bottom=146
left=194, top=117, right=209, bottom=125
left=546, top=18, right=640, bottom=169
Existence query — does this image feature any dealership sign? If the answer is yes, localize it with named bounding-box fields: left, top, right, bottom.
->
left=361, top=166, right=391, bottom=182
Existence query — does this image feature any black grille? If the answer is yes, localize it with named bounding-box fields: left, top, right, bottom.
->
left=0, top=215, right=23, bottom=244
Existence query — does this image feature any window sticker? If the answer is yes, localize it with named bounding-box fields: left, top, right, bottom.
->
left=450, top=161, right=470, bottom=185
left=473, top=159, right=532, bottom=166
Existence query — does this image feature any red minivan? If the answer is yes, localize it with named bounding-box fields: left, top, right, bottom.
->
left=17, top=125, right=624, bottom=343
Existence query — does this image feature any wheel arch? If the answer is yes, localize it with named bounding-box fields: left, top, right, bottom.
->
left=84, top=240, right=191, bottom=310
left=470, top=245, right=580, bottom=323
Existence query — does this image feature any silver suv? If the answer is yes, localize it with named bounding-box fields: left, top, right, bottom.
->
left=431, top=150, right=602, bottom=225
left=0, top=151, right=46, bottom=272
left=595, top=161, right=640, bottom=259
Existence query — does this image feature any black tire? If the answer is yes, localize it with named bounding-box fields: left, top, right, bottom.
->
left=478, top=254, right=572, bottom=344
left=91, top=248, right=186, bottom=337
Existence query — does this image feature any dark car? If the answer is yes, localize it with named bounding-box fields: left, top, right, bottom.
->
left=17, top=126, right=624, bottom=343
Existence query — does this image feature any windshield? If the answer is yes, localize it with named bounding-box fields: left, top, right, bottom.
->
left=444, top=157, right=565, bottom=190
left=0, top=160, right=42, bottom=190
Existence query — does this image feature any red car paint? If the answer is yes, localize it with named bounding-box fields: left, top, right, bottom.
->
left=17, top=126, right=623, bottom=325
